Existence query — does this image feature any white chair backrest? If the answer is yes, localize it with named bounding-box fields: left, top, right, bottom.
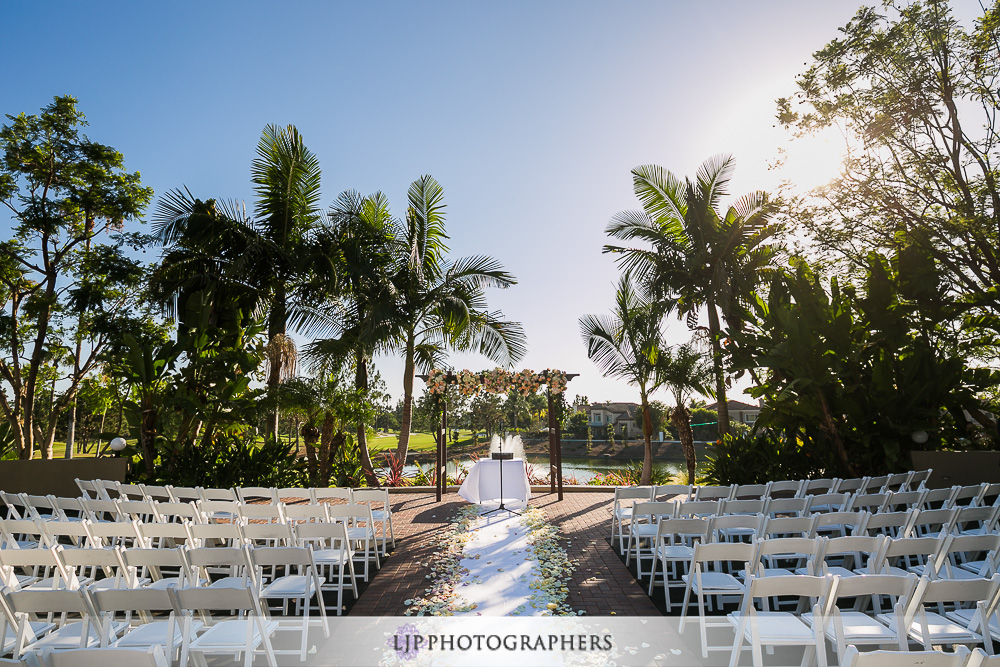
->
left=273, top=488, right=308, bottom=504
left=166, top=485, right=203, bottom=503
left=731, top=483, right=771, bottom=500
left=675, top=500, right=721, bottom=518
left=47, top=642, right=172, bottom=667
left=237, top=486, right=275, bottom=504
left=199, top=487, right=238, bottom=502
left=283, top=504, right=330, bottom=523
left=765, top=497, right=809, bottom=517
left=842, top=646, right=970, bottom=667
left=652, top=484, right=691, bottom=501
left=311, top=487, right=353, bottom=504
left=694, top=485, right=733, bottom=501
left=762, top=515, right=818, bottom=539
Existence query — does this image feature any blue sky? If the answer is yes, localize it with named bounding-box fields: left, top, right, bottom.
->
left=4, top=1, right=983, bottom=406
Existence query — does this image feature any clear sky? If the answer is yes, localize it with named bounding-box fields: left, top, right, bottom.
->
left=3, top=1, right=984, bottom=406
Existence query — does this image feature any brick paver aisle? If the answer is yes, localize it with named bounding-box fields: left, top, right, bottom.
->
left=351, top=490, right=659, bottom=616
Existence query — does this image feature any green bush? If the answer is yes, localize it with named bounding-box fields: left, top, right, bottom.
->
left=700, top=430, right=825, bottom=485
left=156, top=432, right=304, bottom=488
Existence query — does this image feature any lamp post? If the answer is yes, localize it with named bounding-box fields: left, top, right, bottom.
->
left=109, top=437, right=127, bottom=457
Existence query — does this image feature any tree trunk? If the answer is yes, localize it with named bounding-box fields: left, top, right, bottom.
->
left=395, top=332, right=416, bottom=463
left=265, top=289, right=287, bottom=438
left=641, top=395, right=653, bottom=486
left=706, top=296, right=730, bottom=438
left=64, top=401, right=77, bottom=459
left=355, top=351, right=379, bottom=486
left=671, top=402, right=697, bottom=485
left=319, top=412, right=334, bottom=485
left=302, top=423, right=320, bottom=486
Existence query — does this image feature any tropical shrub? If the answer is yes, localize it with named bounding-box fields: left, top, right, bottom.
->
left=155, top=433, right=303, bottom=488
left=700, top=430, right=823, bottom=485
left=586, top=460, right=673, bottom=486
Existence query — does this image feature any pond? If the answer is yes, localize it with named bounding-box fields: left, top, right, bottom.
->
left=397, top=455, right=684, bottom=484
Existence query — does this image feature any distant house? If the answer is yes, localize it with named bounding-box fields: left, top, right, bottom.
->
left=581, top=402, right=639, bottom=437
left=704, top=399, right=761, bottom=425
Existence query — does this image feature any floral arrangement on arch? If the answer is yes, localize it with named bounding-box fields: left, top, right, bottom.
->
left=545, top=369, right=568, bottom=395
left=425, top=368, right=449, bottom=395
left=456, top=369, right=480, bottom=396
left=513, top=369, right=543, bottom=396
left=482, top=368, right=510, bottom=394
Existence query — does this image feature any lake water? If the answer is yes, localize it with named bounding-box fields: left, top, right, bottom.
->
left=396, top=455, right=684, bottom=484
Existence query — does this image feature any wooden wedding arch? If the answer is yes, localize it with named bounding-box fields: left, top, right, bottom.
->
left=416, top=369, right=578, bottom=502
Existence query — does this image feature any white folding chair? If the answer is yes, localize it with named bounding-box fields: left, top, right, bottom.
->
left=884, top=471, right=915, bottom=493
left=113, top=485, right=145, bottom=503
left=625, top=501, right=675, bottom=578
left=906, top=469, right=933, bottom=491
left=294, top=522, right=358, bottom=614
left=841, top=646, right=971, bottom=667
left=238, top=503, right=286, bottom=525
left=710, top=514, right=765, bottom=544
left=799, top=478, right=840, bottom=497
left=0, top=519, right=47, bottom=550
left=150, top=502, right=201, bottom=525
left=122, top=547, right=198, bottom=590
left=172, top=586, right=277, bottom=667
left=805, top=573, right=917, bottom=660
left=731, top=483, right=771, bottom=500
left=862, top=510, right=918, bottom=539
left=48, top=498, right=85, bottom=524
left=80, top=500, right=121, bottom=525
left=610, top=487, right=653, bottom=553
left=326, top=505, right=380, bottom=581
left=872, top=535, right=949, bottom=577
left=196, top=500, right=240, bottom=524
left=282, top=504, right=330, bottom=525
left=923, top=487, right=960, bottom=510
left=58, top=547, right=140, bottom=591
left=250, top=546, right=329, bottom=660
left=185, top=547, right=255, bottom=590
left=0, top=493, right=30, bottom=521
left=765, top=497, right=810, bottom=518
left=676, top=499, right=722, bottom=519
left=806, top=493, right=850, bottom=514
left=952, top=505, right=1000, bottom=536
left=1, top=588, right=101, bottom=661
left=310, top=487, right=352, bottom=505
left=21, top=496, right=58, bottom=523
left=884, top=490, right=930, bottom=513
left=897, top=574, right=1000, bottom=653
left=0, top=546, right=77, bottom=591
left=241, top=523, right=295, bottom=548
left=937, top=534, right=1000, bottom=580
left=137, top=486, right=171, bottom=504
left=164, top=486, right=203, bottom=504
left=910, top=508, right=959, bottom=539
left=695, top=485, right=735, bottom=502
left=41, top=644, right=172, bottom=667
left=813, top=511, right=866, bottom=538
left=680, top=541, right=757, bottom=657
left=835, top=477, right=868, bottom=495
left=74, top=479, right=106, bottom=502
left=352, top=488, right=395, bottom=555
left=113, top=502, right=158, bottom=525
left=272, top=488, right=309, bottom=505
left=189, top=522, right=245, bottom=549
left=754, top=537, right=825, bottom=577
left=762, top=515, right=818, bottom=539
left=90, top=586, right=193, bottom=658
left=847, top=493, right=891, bottom=514
left=949, top=485, right=989, bottom=509
left=648, top=517, right=710, bottom=609
left=653, top=484, right=692, bottom=501
left=728, top=574, right=832, bottom=667
left=809, top=535, right=886, bottom=577
left=87, top=520, right=142, bottom=551
left=767, top=480, right=805, bottom=498
left=236, top=487, right=275, bottom=504
left=720, top=499, right=769, bottom=517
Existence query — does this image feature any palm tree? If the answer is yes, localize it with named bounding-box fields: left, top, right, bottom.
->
left=604, top=155, right=780, bottom=437
left=656, top=340, right=713, bottom=485
left=301, top=190, right=401, bottom=485
left=152, top=124, right=330, bottom=436
left=579, top=276, right=667, bottom=485
left=389, top=176, right=527, bottom=465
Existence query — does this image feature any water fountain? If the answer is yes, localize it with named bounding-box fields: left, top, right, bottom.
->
left=489, top=434, right=526, bottom=460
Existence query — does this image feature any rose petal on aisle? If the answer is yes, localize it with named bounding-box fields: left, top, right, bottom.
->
left=404, top=505, right=579, bottom=616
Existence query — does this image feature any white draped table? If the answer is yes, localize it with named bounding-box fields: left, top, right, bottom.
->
left=458, top=458, right=531, bottom=506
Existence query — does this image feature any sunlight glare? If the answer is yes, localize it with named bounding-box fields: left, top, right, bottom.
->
left=778, top=126, right=847, bottom=192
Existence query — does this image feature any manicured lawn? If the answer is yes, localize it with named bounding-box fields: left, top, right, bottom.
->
left=371, top=429, right=478, bottom=452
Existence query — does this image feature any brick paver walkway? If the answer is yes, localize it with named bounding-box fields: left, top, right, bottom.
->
left=351, top=490, right=659, bottom=616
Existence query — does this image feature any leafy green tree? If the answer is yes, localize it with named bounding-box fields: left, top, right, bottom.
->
left=579, top=276, right=668, bottom=485
left=303, top=191, right=399, bottom=485
left=152, top=125, right=334, bottom=437
left=390, top=176, right=526, bottom=464
left=468, top=392, right=505, bottom=438
left=0, top=96, right=153, bottom=459
left=731, top=255, right=999, bottom=476
left=778, top=0, right=1000, bottom=357
left=656, top=341, right=714, bottom=485
left=604, top=156, right=781, bottom=437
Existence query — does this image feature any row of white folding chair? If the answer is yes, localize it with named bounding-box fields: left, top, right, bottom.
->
left=725, top=572, right=1000, bottom=667
left=0, top=557, right=333, bottom=666
left=74, top=481, right=396, bottom=554
left=1, top=508, right=381, bottom=583
left=0, top=536, right=354, bottom=613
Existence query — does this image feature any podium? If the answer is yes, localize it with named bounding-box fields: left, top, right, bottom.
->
left=458, top=459, right=531, bottom=506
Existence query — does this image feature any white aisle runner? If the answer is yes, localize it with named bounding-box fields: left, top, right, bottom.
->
left=453, top=511, right=540, bottom=616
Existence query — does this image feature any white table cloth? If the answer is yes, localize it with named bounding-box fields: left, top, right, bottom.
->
left=458, top=459, right=531, bottom=505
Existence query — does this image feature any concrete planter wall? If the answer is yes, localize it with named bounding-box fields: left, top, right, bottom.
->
left=0, top=458, right=128, bottom=496
left=910, top=450, right=1000, bottom=489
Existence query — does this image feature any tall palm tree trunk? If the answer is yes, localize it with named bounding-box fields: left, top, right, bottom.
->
left=671, top=402, right=696, bottom=485
left=265, top=289, right=287, bottom=438
left=706, top=297, right=730, bottom=437
left=395, top=333, right=416, bottom=463
left=354, top=351, right=379, bottom=486
left=640, top=391, right=653, bottom=486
